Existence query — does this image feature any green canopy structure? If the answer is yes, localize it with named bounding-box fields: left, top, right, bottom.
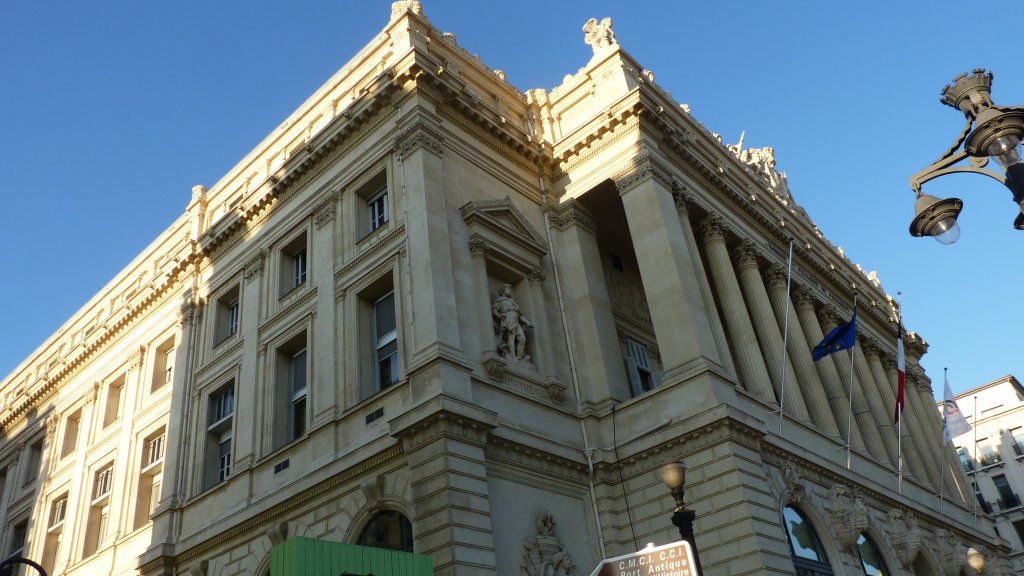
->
left=269, top=538, right=432, bottom=576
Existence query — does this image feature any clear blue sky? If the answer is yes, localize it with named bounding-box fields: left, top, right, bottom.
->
left=1, top=1, right=1020, bottom=399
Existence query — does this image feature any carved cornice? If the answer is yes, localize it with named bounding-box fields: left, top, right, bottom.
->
left=485, top=437, right=586, bottom=481
left=395, top=410, right=493, bottom=451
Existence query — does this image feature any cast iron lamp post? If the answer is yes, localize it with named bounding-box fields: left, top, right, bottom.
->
left=659, top=461, right=704, bottom=575
left=908, top=69, right=1024, bottom=244
left=967, top=546, right=985, bottom=574
left=0, top=557, right=47, bottom=576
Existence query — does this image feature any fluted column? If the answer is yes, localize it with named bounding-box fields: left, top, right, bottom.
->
left=792, top=288, right=867, bottom=451
left=699, top=216, right=776, bottom=406
left=878, top=350, right=939, bottom=489
left=733, top=241, right=810, bottom=422
left=864, top=341, right=927, bottom=486
left=853, top=337, right=901, bottom=467
left=764, top=266, right=841, bottom=439
left=820, top=306, right=891, bottom=465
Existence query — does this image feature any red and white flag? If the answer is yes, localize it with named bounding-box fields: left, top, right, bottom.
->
left=894, top=320, right=905, bottom=423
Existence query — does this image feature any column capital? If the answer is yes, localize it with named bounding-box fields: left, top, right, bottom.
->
left=468, top=236, right=490, bottom=256
left=792, top=286, right=818, bottom=311
left=699, top=214, right=726, bottom=244
left=527, top=267, right=546, bottom=285
left=860, top=339, right=882, bottom=360
left=546, top=199, right=597, bottom=235
left=395, top=119, right=444, bottom=159
left=732, top=239, right=760, bottom=271
left=314, top=195, right=337, bottom=229
left=244, top=249, right=266, bottom=283
left=613, top=152, right=675, bottom=196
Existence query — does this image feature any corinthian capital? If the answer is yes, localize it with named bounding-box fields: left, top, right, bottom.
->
left=699, top=214, right=725, bottom=244
left=732, top=239, right=760, bottom=270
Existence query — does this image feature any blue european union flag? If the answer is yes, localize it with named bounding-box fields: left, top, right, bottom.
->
left=811, top=305, right=857, bottom=361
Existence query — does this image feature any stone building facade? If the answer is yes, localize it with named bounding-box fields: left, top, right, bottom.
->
left=0, top=3, right=1008, bottom=575
left=944, top=375, right=1024, bottom=574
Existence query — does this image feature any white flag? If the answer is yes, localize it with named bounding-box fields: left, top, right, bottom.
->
left=943, top=377, right=971, bottom=442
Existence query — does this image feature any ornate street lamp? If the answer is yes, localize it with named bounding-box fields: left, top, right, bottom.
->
left=967, top=546, right=985, bottom=574
left=0, top=557, right=47, bottom=576
left=659, top=461, right=704, bottom=575
left=908, top=69, right=1024, bottom=243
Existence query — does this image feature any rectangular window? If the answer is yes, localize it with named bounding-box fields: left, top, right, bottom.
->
left=994, top=474, right=1020, bottom=509
left=205, top=382, right=234, bottom=489
left=373, top=292, right=399, bottom=391
left=94, top=465, right=113, bottom=502
left=956, top=447, right=974, bottom=473
left=977, top=441, right=1002, bottom=467
left=279, top=233, right=309, bottom=295
left=288, top=349, right=307, bottom=442
left=1014, top=519, right=1024, bottom=549
left=367, top=187, right=389, bottom=232
left=624, top=338, right=662, bottom=397
left=22, top=440, right=43, bottom=486
left=215, top=285, right=241, bottom=343
left=61, top=409, right=82, bottom=459
left=8, top=519, right=26, bottom=558
left=1012, top=427, right=1024, bottom=456
left=49, top=494, right=68, bottom=530
left=103, top=375, right=125, bottom=427
left=151, top=336, right=176, bottom=392
left=135, top=428, right=166, bottom=529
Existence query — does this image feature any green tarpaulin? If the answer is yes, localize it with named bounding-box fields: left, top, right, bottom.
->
left=270, top=538, right=432, bottom=576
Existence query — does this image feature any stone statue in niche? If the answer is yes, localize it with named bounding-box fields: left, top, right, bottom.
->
left=582, top=17, right=616, bottom=53
left=521, top=511, right=575, bottom=576
left=493, top=284, right=532, bottom=361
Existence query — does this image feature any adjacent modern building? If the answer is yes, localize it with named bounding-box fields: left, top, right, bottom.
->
left=944, top=375, right=1024, bottom=574
left=0, top=3, right=1009, bottom=575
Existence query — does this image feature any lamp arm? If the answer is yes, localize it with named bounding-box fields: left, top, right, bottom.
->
left=908, top=148, right=1008, bottom=192
left=931, top=118, right=974, bottom=166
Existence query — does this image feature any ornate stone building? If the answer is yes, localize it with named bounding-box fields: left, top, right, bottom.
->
left=0, top=3, right=1008, bottom=575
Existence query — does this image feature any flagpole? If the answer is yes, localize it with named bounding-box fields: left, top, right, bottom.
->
left=845, top=292, right=858, bottom=470
left=939, top=367, right=947, bottom=514
left=778, top=238, right=794, bottom=436
left=973, top=393, right=978, bottom=529
left=896, top=292, right=903, bottom=495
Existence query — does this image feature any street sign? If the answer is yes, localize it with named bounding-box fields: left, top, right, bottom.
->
left=590, top=541, right=700, bottom=576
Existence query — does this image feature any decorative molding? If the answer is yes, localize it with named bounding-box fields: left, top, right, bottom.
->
left=313, top=196, right=337, bottom=229
left=792, top=286, right=817, bottom=310
left=732, top=239, right=760, bottom=270
left=527, top=267, right=546, bottom=285
left=545, top=199, right=596, bottom=235
left=887, top=509, right=922, bottom=567
left=613, top=153, right=675, bottom=196
left=244, top=249, right=266, bottom=283
left=482, top=354, right=507, bottom=381
left=698, top=214, right=725, bottom=244
left=468, top=237, right=490, bottom=256
left=396, top=410, right=493, bottom=451
left=485, top=437, right=586, bottom=481
left=521, top=511, right=575, bottom=576
left=828, top=484, right=868, bottom=551
left=780, top=458, right=806, bottom=505
left=395, top=120, right=445, bottom=159
left=334, top=223, right=405, bottom=281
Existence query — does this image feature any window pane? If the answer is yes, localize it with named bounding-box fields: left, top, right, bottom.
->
left=289, top=350, right=307, bottom=396
left=856, top=534, right=888, bottom=576
left=357, top=510, right=413, bottom=552
left=783, top=506, right=826, bottom=562
left=374, top=293, right=396, bottom=336
left=377, top=340, right=398, bottom=389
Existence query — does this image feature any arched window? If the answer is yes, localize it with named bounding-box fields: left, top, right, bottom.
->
left=782, top=505, right=834, bottom=576
left=856, top=534, right=890, bottom=576
left=357, top=510, right=413, bottom=552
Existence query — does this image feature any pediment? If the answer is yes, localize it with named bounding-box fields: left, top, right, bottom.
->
left=460, top=197, right=547, bottom=270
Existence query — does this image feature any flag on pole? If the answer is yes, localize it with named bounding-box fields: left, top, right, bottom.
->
left=894, top=320, right=905, bottom=423
left=943, top=377, right=971, bottom=442
left=812, top=305, right=857, bottom=360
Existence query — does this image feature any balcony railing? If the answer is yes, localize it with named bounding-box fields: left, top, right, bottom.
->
left=979, top=452, right=1003, bottom=467
left=998, top=493, right=1022, bottom=511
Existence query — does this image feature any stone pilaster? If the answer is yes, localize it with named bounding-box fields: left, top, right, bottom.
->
left=764, top=268, right=841, bottom=439
left=615, top=156, right=725, bottom=380
left=391, top=398, right=498, bottom=576
left=792, top=288, right=867, bottom=451
left=732, top=241, right=810, bottom=422
left=699, top=216, right=776, bottom=406
left=548, top=201, right=630, bottom=403
left=819, top=306, right=891, bottom=466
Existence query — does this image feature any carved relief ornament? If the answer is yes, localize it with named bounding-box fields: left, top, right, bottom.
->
left=828, top=484, right=868, bottom=551
left=886, top=509, right=922, bottom=567
left=521, top=511, right=575, bottom=576
left=395, top=121, right=444, bottom=159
